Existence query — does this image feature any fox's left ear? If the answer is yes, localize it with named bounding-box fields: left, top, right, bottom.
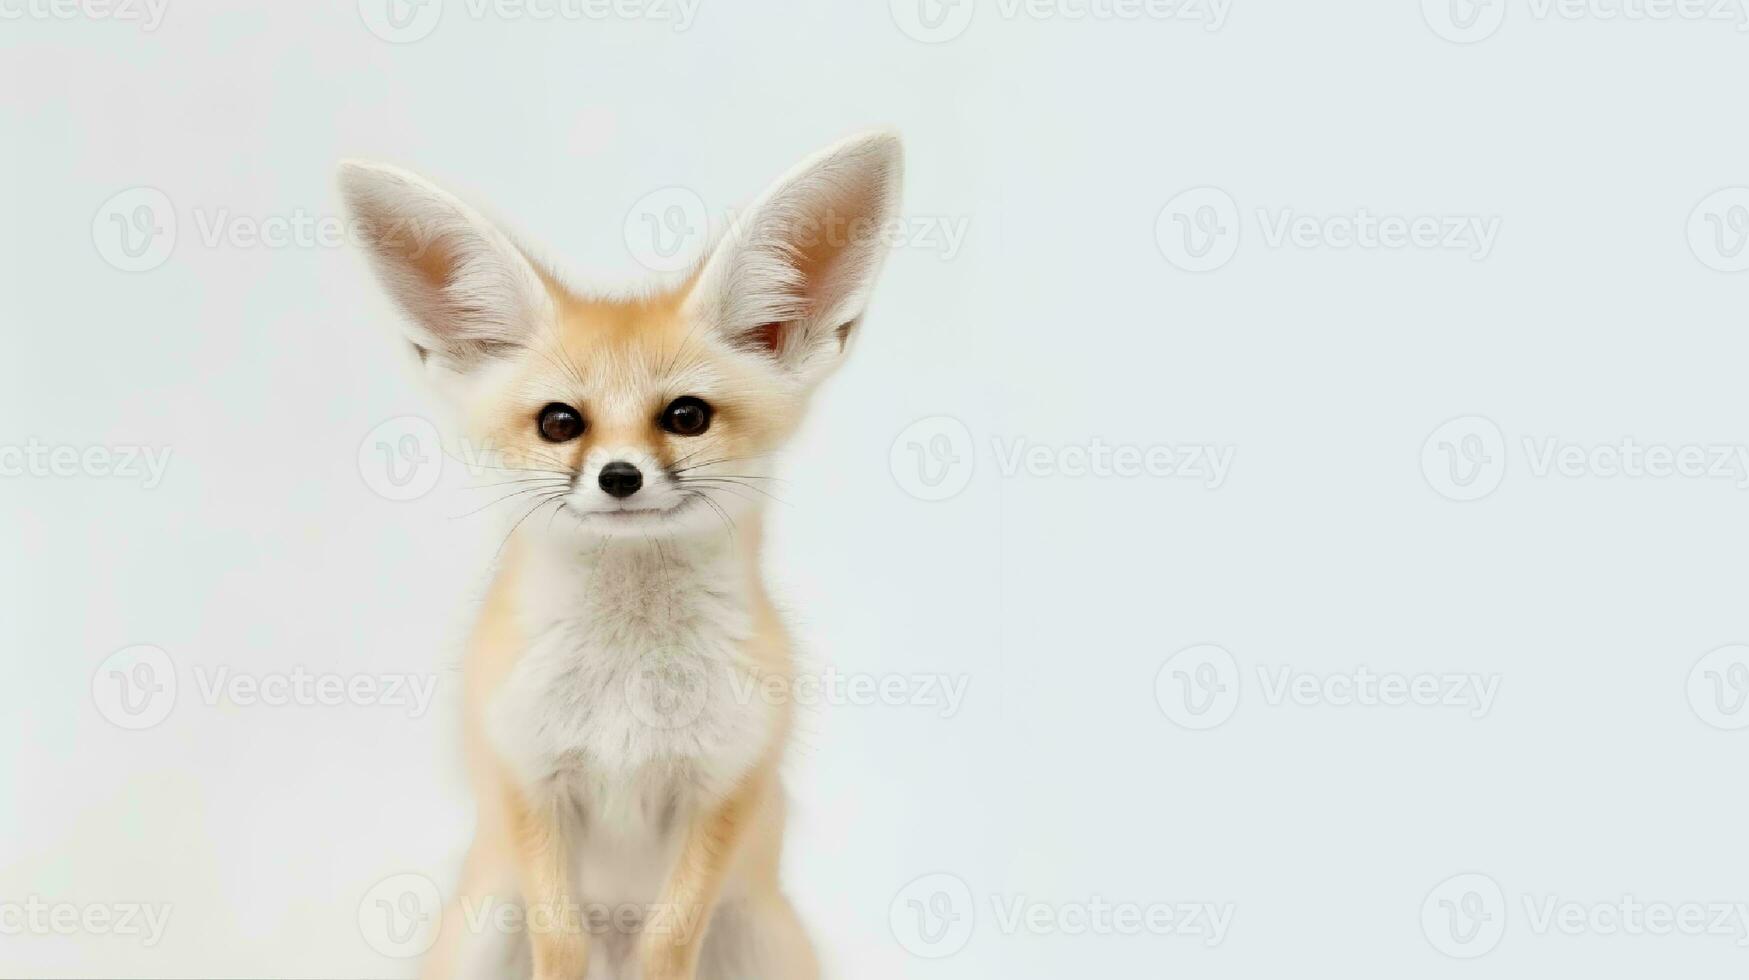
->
left=686, top=131, right=904, bottom=385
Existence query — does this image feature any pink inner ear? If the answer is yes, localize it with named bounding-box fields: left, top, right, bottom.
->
left=752, top=322, right=785, bottom=354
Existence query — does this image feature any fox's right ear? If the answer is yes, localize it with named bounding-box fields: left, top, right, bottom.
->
left=337, top=161, right=552, bottom=375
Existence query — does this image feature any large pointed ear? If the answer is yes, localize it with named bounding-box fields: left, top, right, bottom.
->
left=337, top=160, right=553, bottom=376
left=685, top=132, right=903, bottom=385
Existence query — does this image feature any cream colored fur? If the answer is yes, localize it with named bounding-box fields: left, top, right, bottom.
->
left=339, top=131, right=903, bottom=980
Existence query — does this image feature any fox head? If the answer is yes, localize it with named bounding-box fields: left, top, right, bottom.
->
left=339, top=132, right=902, bottom=539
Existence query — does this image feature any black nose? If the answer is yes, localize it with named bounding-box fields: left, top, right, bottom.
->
left=598, top=461, right=643, bottom=498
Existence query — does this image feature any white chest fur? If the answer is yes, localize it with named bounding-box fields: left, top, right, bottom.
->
left=486, top=535, right=777, bottom=821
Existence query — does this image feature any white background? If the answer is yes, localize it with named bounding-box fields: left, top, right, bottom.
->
left=4, top=0, right=1749, bottom=976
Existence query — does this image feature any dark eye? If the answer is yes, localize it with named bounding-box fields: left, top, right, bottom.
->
left=537, top=403, right=585, bottom=443
left=660, top=396, right=713, bottom=437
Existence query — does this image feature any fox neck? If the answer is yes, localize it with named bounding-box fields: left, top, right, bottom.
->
left=513, top=511, right=769, bottom=622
